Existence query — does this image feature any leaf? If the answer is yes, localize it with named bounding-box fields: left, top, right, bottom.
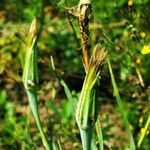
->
left=138, top=115, right=150, bottom=148
left=46, top=101, right=60, bottom=116
left=96, top=117, right=104, bottom=150
left=107, top=58, right=136, bottom=150
left=60, top=79, right=77, bottom=112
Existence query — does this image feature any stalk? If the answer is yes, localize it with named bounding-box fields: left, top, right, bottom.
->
left=96, top=117, right=104, bottom=150
left=23, top=18, right=50, bottom=150
left=27, top=91, right=50, bottom=150
left=138, top=114, right=150, bottom=148
left=80, top=128, right=92, bottom=150
left=76, top=44, right=107, bottom=150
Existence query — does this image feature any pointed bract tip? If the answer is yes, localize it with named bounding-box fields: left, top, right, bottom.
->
left=29, top=18, right=37, bottom=36
left=90, top=43, right=107, bottom=68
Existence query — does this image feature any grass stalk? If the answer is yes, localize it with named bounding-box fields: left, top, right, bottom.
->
left=138, top=114, right=150, bottom=148
left=27, top=91, right=50, bottom=150
left=96, top=116, right=104, bottom=150
left=107, top=58, right=136, bottom=150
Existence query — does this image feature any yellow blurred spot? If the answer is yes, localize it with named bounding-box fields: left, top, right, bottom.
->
left=140, top=128, right=145, bottom=134
left=130, top=34, right=135, bottom=39
left=136, top=58, right=141, bottom=64
left=141, top=45, right=150, bottom=55
left=44, top=5, right=52, bottom=16
left=128, top=0, right=133, bottom=6
left=129, top=124, right=133, bottom=131
left=72, top=129, right=79, bottom=134
left=143, top=108, right=148, bottom=113
left=0, top=10, right=6, bottom=21
left=139, top=116, right=144, bottom=123
left=140, top=128, right=149, bottom=135
left=140, top=32, right=146, bottom=38
left=0, top=38, right=5, bottom=46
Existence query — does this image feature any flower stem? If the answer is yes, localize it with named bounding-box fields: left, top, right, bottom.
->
left=27, top=90, right=51, bottom=150
left=80, top=128, right=92, bottom=150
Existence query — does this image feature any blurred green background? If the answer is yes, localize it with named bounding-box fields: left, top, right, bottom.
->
left=0, top=0, right=150, bottom=149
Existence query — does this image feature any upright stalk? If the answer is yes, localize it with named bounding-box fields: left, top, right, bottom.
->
left=80, top=128, right=92, bottom=150
left=23, top=18, right=50, bottom=150
left=67, top=1, right=106, bottom=149
left=76, top=44, right=107, bottom=150
left=138, top=114, right=150, bottom=148
left=96, top=117, right=104, bottom=150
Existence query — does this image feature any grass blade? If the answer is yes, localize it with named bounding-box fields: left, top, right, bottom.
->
left=107, top=58, right=136, bottom=150
left=96, top=116, right=104, bottom=150
left=138, top=114, right=150, bottom=148
left=50, top=56, right=77, bottom=112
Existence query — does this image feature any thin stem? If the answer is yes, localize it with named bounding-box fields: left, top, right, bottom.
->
left=138, top=115, right=150, bottom=148
left=134, top=63, right=145, bottom=88
left=27, top=90, right=51, bottom=150
left=96, top=117, right=104, bottom=150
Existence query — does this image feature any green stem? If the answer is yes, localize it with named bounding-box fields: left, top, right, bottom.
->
left=27, top=90, right=51, bottom=150
left=96, top=117, right=103, bottom=150
left=138, top=115, right=150, bottom=148
left=79, top=128, right=92, bottom=150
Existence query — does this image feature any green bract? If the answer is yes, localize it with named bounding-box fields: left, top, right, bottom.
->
left=23, top=18, right=38, bottom=90
left=76, top=44, right=107, bottom=150
left=23, top=18, right=51, bottom=150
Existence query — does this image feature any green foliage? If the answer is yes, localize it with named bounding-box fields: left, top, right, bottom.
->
left=0, top=90, right=34, bottom=149
left=0, top=0, right=150, bottom=149
left=108, top=58, right=135, bottom=150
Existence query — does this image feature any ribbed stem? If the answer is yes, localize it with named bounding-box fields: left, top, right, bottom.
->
left=27, top=90, right=51, bottom=150
left=80, top=128, right=92, bottom=150
left=96, top=117, right=103, bottom=150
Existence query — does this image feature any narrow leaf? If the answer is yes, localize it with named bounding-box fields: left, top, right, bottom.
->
left=107, top=58, right=136, bottom=150
left=138, top=115, right=150, bottom=148
left=96, top=116, right=104, bottom=150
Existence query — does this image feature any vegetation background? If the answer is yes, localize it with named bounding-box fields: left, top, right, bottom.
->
left=0, top=0, right=150, bottom=149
